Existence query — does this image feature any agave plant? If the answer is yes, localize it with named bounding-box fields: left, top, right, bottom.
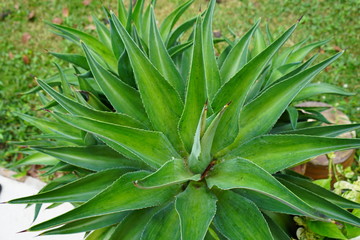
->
left=8, top=0, right=360, bottom=239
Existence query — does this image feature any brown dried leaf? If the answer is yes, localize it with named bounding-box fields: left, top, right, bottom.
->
left=23, top=55, right=30, bottom=65
left=62, top=7, right=69, bottom=17
left=52, top=17, right=63, bottom=24
left=213, top=30, right=222, bottom=38
left=21, top=32, right=31, bottom=44
left=28, top=10, right=36, bottom=21
left=85, top=24, right=96, bottom=30
left=8, top=52, right=14, bottom=60
left=82, top=0, right=92, bottom=6
left=333, top=46, right=342, bottom=52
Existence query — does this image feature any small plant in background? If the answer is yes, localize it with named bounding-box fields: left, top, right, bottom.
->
left=7, top=0, right=360, bottom=239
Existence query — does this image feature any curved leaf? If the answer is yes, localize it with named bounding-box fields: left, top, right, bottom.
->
left=279, top=123, right=360, bottom=137
left=9, top=168, right=130, bottom=204
left=37, top=79, right=146, bottom=129
left=29, top=171, right=180, bottom=231
left=54, top=112, right=180, bottom=169
left=231, top=134, right=360, bottom=173
left=42, top=212, right=127, bottom=235
left=294, top=82, right=355, bottom=102
left=276, top=174, right=360, bottom=209
left=206, top=158, right=326, bottom=220
left=278, top=178, right=360, bottom=226
left=32, top=145, right=146, bottom=171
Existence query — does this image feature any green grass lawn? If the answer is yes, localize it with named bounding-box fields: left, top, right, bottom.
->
left=1, top=0, right=359, bottom=169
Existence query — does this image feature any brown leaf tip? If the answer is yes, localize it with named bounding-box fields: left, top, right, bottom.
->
left=297, top=15, right=304, bottom=22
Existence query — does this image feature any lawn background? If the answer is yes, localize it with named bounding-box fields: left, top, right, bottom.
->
left=0, top=0, right=359, bottom=171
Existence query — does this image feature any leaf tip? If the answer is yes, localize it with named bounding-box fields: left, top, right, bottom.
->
left=17, top=229, right=28, bottom=234
left=297, top=15, right=304, bottom=23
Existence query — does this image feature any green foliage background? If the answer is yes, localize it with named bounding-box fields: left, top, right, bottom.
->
left=0, top=0, right=359, bottom=168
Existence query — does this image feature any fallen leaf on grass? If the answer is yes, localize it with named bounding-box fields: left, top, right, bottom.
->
left=8, top=52, right=14, bottom=60
left=23, top=55, right=31, bottom=65
left=52, top=17, right=63, bottom=24
left=333, top=46, right=342, bottom=52
left=21, top=32, right=31, bottom=44
left=28, top=10, right=36, bottom=21
left=82, top=0, right=92, bottom=6
left=62, top=7, right=69, bottom=17
left=85, top=24, right=96, bottom=30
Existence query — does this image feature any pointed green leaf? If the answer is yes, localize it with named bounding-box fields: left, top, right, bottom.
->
left=287, top=106, right=298, bottom=129
left=54, top=63, right=71, bottom=97
left=202, top=0, right=221, bottom=100
left=85, top=226, right=116, bottom=240
left=135, top=158, right=200, bottom=189
left=287, top=39, right=330, bottom=63
left=29, top=171, right=180, bottom=231
left=211, top=23, right=298, bottom=153
left=276, top=174, right=360, bottom=209
left=294, top=82, right=355, bottom=102
left=93, top=16, right=112, bottom=50
left=159, top=0, right=194, bottom=40
left=132, top=0, right=145, bottom=34
left=168, top=41, right=193, bottom=57
left=231, top=134, right=360, bottom=173
left=235, top=188, right=301, bottom=215
left=10, top=169, right=130, bottom=204
left=142, top=203, right=181, bottom=240
left=111, top=13, right=185, bottom=152
left=109, top=18, right=124, bottom=59
left=81, top=42, right=150, bottom=125
left=278, top=178, right=360, bottom=226
left=54, top=112, right=180, bottom=169
left=220, top=51, right=343, bottom=155
left=179, top=17, right=207, bottom=153
left=219, top=20, right=260, bottom=83
left=213, top=190, right=273, bottom=240
left=42, top=212, right=127, bottom=235
left=32, top=146, right=146, bottom=171
left=49, top=52, right=89, bottom=70
left=16, top=113, right=82, bottom=144
left=175, top=182, right=217, bottom=240
left=13, top=152, right=59, bottom=167
left=37, top=79, right=146, bottom=129
left=117, top=0, right=127, bottom=25
left=149, top=7, right=185, bottom=98
left=206, top=158, right=326, bottom=219
left=167, top=16, right=197, bottom=47
left=252, top=27, right=267, bottom=57
left=188, top=103, right=208, bottom=172
left=279, top=123, right=360, bottom=137
left=48, top=22, right=117, bottom=70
